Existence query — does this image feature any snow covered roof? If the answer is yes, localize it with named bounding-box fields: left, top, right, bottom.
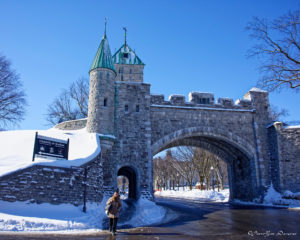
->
left=249, top=87, right=268, bottom=93
left=112, top=43, right=144, bottom=65
left=90, top=34, right=116, bottom=73
left=0, top=128, right=100, bottom=177
left=285, top=125, right=300, bottom=129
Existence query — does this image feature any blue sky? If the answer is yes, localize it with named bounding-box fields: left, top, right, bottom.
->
left=1, top=0, right=299, bottom=130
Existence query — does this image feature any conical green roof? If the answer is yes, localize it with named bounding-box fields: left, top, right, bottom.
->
left=90, top=34, right=116, bottom=73
left=112, top=44, right=144, bottom=65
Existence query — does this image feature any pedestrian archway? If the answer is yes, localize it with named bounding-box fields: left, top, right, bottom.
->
left=117, top=166, right=137, bottom=199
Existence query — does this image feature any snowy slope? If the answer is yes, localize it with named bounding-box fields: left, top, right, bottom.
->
left=0, top=199, right=106, bottom=232
left=155, top=188, right=230, bottom=202
left=0, top=128, right=100, bottom=177
left=0, top=197, right=167, bottom=232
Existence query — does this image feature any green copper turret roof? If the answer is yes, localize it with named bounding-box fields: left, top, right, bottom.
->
left=90, top=34, right=116, bottom=73
left=112, top=43, right=144, bottom=65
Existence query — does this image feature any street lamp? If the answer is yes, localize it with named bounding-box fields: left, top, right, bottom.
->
left=210, top=166, right=215, bottom=191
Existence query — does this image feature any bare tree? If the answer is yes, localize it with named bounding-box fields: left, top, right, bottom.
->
left=69, top=77, right=89, bottom=117
left=172, top=146, right=197, bottom=190
left=0, top=54, right=26, bottom=128
left=270, top=104, right=289, bottom=122
left=46, top=77, right=88, bottom=125
left=193, top=148, right=213, bottom=190
left=246, top=10, right=300, bottom=91
left=193, top=148, right=228, bottom=191
left=165, top=150, right=180, bottom=190
left=153, top=156, right=171, bottom=190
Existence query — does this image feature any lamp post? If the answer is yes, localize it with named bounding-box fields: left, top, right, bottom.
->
left=176, top=173, right=180, bottom=191
left=210, top=166, right=215, bottom=191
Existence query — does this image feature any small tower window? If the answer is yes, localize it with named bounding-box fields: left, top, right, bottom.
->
left=123, top=53, right=129, bottom=59
left=130, top=69, right=132, bottom=74
left=125, top=104, right=129, bottom=112
left=106, top=72, right=110, bottom=79
left=121, top=75, right=124, bottom=81
left=136, top=105, right=140, bottom=112
left=104, top=98, right=107, bottom=107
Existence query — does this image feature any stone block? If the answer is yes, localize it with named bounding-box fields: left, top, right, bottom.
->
left=150, top=94, right=164, bottom=104
left=218, top=98, right=234, bottom=107
left=188, top=92, right=214, bottom=104
left=169, top=95, right=185, bottom=105
left=235, top=99, right=252, bottom=108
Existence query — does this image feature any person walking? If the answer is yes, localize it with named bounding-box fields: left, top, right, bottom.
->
left=106, top=190, right=122, bottom=235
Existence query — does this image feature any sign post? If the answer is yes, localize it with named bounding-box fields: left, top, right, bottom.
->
left=32, top=132, right=69, bottom=161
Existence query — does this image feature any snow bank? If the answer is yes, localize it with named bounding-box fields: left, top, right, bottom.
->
left=263, top=184, right=300, bottom=207
left=0, top=128, right=100, bottom=177
left=234, top=184, right=300, bottom=208
left=155, top=188, right=229, bottom=202
left=125, top=198, right=166, bottom=227
left=0, top=199, right=107, bottom=232
left=264, top=183, right=282, bottom=205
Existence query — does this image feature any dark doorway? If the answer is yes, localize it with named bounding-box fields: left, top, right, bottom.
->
left=117, top=166, right=137, bottom=199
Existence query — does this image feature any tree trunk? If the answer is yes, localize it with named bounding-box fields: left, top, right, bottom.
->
left=206, top=177, right=210, bottom=190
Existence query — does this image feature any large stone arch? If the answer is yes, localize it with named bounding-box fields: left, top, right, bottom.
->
left=152, top=127, right=258, bottom=201
left=152, top=127, right=255, bottom=158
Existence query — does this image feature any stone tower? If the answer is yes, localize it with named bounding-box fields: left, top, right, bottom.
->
left=86, top=30, right=116, bottom=136
left=112, top=28, right=145, bottom=82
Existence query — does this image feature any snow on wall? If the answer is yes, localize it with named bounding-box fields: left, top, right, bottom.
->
left=0, top=128, right=100, bottom=177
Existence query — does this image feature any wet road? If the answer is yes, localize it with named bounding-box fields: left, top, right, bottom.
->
left=1, top=197, right=300, bottom=240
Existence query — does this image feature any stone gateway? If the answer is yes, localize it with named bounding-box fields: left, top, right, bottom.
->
left=0, top=28, right=299, bottom=205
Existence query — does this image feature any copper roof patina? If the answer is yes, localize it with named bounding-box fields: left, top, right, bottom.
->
left=112, top=44, right=144, bottom=65
left=90, top=34, right=116, bottom=73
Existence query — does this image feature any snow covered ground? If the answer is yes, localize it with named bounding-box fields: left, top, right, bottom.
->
left=0, top=197, right=166, bottom=232
left=155, top=188, right=230, bottom=202
left=0, top=128, right=100, bottom=177
left=0, top=199, right=106, bottom=232
left=155, top=185, right=300, bottom=209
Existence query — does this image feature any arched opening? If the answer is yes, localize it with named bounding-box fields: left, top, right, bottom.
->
left=117, top=176, right=129, bottom=199
left=153, top=146, right=229, bottom=201
left=152, top=132, right=257, bottom=202
left=117, top=166, right=137, bottom=200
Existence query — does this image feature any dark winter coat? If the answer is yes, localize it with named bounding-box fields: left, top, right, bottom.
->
left=106, top=197, right=122, bottom=218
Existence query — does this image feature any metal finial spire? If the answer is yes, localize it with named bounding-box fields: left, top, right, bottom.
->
left=104, top=17, right=107, bottom=37
left=123, top=27, right=127, bottom=46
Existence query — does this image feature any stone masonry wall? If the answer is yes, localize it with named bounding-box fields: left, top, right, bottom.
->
left=267, top=124, right=281, bottom=192
left=54, top=118, right=87, bottom=130
left=150, top=94, right=256, bottom=155
left=101, top=81, right=153, bottom=199
left=114, top=64, right=144, bottom=82
left=277, top=124, right=300, bottom=193
left=0, top=154, right=103, bottom=205
left=87, top=68, right=116, bottom=135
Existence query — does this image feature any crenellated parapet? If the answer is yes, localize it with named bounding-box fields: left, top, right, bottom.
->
left=150, top=89, right=263, bottom=111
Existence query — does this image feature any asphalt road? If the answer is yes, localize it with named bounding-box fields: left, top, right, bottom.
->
left=0, top=197, right=300, bottom=240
